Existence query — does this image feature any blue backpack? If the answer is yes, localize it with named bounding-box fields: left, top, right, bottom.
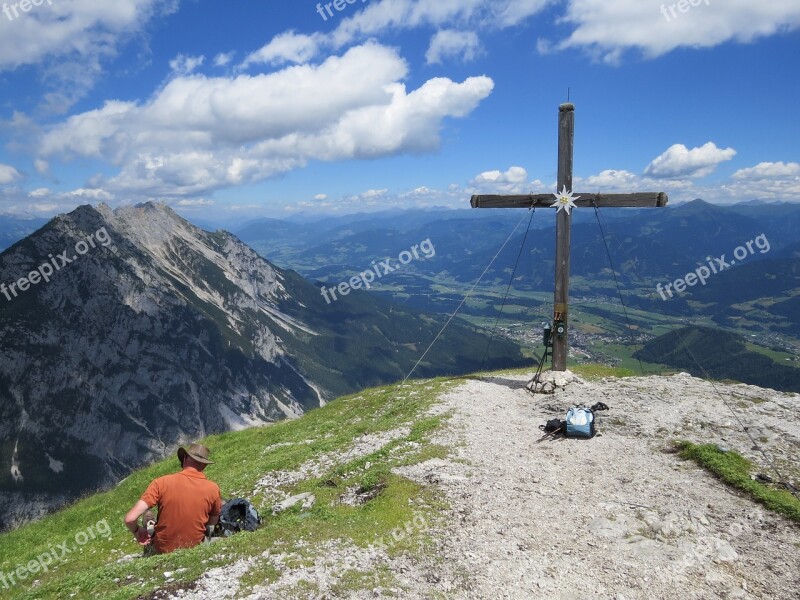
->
left=565, top=407, right=595, bottom=438
left=564, top=403, right=609, bottom=438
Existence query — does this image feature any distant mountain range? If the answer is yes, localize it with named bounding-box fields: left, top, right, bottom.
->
left=234, top=200, right=796, bottom=279
left=235, top=200, right=800, bottom=323
left=0, top=203, right=524, bottom=529
left=0, top=215, right=48, bottom=252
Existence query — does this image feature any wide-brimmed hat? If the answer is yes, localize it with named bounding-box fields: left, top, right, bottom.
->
left=177, top=443, right=215, bottom=465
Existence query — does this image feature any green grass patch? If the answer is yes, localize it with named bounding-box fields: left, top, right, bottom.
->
left=570, top=364, right=637, bottom=379
left=675, top=442, right=800, bottom=523
left=0, top=378, right=455, bottom=600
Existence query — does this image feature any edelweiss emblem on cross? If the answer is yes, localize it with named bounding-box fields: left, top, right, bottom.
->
left=552, top=186, right=580, bottom=214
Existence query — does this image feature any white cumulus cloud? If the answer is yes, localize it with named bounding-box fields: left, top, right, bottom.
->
left=644, top=142, right=737, bottom=179
left=0, top=0, right=177, bottom=70
left=578, top=169, right=640, bottom=190
left=0, top=164, right=22, bottom=184
left=0, top=185, right=118, bottom=214
left=474, top=166, right=528, bottom=185
left=555, top=0, right=800, bottom=62
left=723, top=161, right=800, bottom=200
left=0, top=0, right=179, bottom=109
left=38, top=43, right=494, bottom=198
left=328, top=0, right=550, bottom=48
left=214, top=52, right=235, bottom=68
left=426, top=30, right=482, bottom=64
left=732, top=161, right=800, bottom=179
left=469, top=166, right=547, bottom=194
left=68, top=188, right=114, bottom=201
left=34, top=159, right=51, bottom=177
left=176, top=199, right=214, bottom=207
left=361, top=189, right=388, bottom=199
left=241, top=32, right=322, bottom=67
left=169, top=54, right=205, bottom=76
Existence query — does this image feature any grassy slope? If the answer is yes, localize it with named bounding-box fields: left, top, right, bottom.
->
left=636, top=326, right=800, bottom=392
left=0, top=378, right=455, bottom=600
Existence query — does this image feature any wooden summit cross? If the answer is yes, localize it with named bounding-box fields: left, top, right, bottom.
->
left=471, top=103, right=668, bottom=372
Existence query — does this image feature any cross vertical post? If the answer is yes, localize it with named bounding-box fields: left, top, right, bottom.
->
left=553, top=103, right=574, bottom=371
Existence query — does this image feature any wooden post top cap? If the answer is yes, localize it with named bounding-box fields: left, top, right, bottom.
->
left=559, top=103, right=575, bottom=112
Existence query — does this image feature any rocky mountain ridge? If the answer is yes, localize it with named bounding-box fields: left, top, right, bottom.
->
left=0, top=202, right=325, bottom=529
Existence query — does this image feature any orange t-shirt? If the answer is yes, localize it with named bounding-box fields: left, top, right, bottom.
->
left=140, top=467, right=222, bottom=554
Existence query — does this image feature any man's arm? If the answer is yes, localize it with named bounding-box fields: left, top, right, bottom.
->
left=206, top=488, right=222, bottom=530
left=124, top=499, right=152, bottom=544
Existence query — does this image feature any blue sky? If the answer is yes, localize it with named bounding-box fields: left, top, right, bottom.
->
left=0, top=0, right=798, bottom=220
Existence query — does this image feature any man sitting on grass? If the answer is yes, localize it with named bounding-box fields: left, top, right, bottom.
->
left=124, top=444, right=222, bottom=554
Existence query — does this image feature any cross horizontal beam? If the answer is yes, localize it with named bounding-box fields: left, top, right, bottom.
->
left=471, top=192, right=668, bottom=209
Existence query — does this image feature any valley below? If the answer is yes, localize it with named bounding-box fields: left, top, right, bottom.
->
left=237, top=200, right=800, bottom=388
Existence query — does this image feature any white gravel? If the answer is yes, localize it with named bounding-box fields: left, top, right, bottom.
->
left=394, top=371, right=800, bottom=599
